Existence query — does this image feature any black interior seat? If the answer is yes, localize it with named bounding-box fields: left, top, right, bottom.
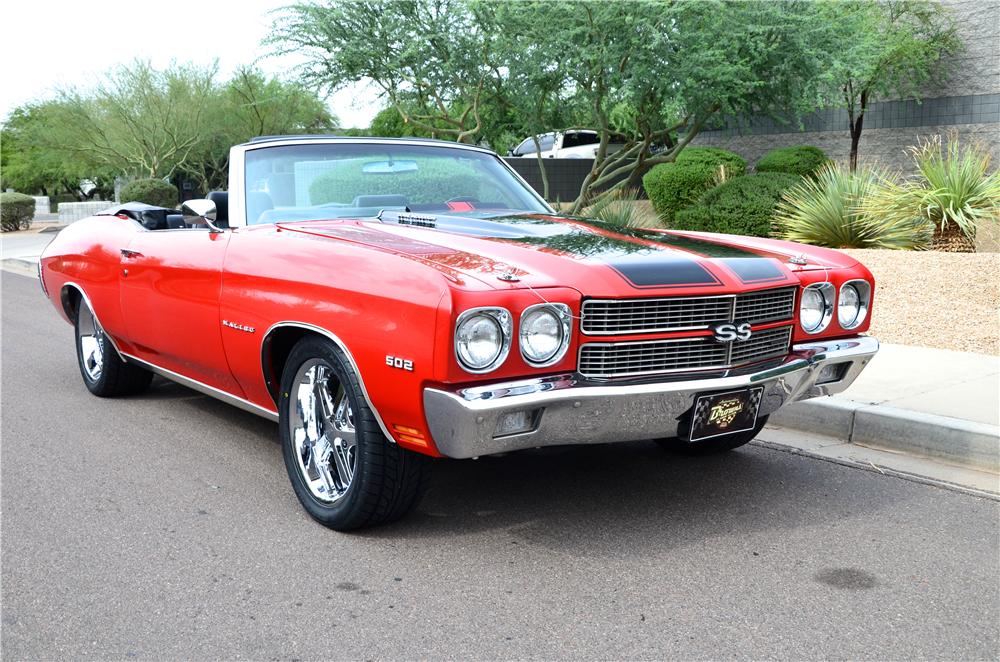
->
left=165, top=213, right=186, bottom=229
left=206, top=191, right=229, bottom=228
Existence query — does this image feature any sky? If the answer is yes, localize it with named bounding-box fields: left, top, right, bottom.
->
left=0, top=0, right=382, bottom=128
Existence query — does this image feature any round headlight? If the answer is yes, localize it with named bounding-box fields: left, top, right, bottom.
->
left=520, top=304, right=570, bottom=366
left=455, top=308, right=511, bottom=372
left=839, top=284, right=861, bottom=328
left=800, top=284, right=833, bottom=333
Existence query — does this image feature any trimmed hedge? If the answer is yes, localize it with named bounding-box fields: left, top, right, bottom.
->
left=755, top=146, right=829, bottom=178
left=120, top=178, right=178, bottom=208
left=642, top=147, right=746, bottom=224
left=1, top=192, right=36, bottom=232
left=308, top=158, right=506, bottom=206
left=673, top=172, right=802, bottom=237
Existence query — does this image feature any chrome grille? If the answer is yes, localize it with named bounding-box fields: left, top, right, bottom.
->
left=729, top=325, right=793, bottom=364
left=581, top=287, right=796, bottom=335
left=578, top=325, right=793, bottom=379
left=734, top=287, right=797, bottom=325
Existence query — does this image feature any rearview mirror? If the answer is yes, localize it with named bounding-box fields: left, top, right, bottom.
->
left=181, top=199, right=223, bottom=232
left=362, top=160, right=418, bottom=174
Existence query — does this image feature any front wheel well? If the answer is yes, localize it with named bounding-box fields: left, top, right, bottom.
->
left=261, top=326, right=328, bottom=407
left=60, top=285, right=82, bottom=321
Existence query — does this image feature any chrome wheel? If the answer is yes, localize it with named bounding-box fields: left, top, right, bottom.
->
left=76, top=303, right=105, bottom=381
left=289, top=359, right=357, bottom=504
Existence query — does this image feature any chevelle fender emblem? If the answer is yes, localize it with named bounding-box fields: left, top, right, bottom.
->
left=711, top=322, right=752, bottom=343
left=222, top=320, right=256, bottom=333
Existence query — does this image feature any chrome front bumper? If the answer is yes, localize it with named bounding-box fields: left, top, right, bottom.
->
left=424, top=336, right=878, bottom=458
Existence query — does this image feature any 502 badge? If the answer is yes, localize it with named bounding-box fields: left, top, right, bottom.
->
left=689, top=387, right=764, bottom=442
left=386, top=355, right=414, bottom=371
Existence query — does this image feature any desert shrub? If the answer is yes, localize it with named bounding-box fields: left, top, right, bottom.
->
left=642, top=147, right=747, bottom=223
left=0, top=192, right=36, bottom=231
left=862, top=135, right=1000, bottom=252
left=756, top=146, right=830, bottom=178
left=583, top=188, right=661, bottom=228
left=120, top=179, right=178, bottom=208
left=308, top=157, right=507, bottom=206
left=774, top=164, right=931, bottom=249
left=673, top=172, right=801, bottom=237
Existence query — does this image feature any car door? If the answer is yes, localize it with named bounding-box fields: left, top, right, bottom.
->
left=119, top=226, right=244, bottom=394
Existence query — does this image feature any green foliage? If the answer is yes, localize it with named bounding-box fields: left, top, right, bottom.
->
left=50, top=194, right=77, bottom=212
left=674, top=172, right=801, bottom=237
left=824, top=0, right=961, bottom=168
left=0, top=192, right=36, bottom=232
left=756, top=146, right=830, bottom=178
left=643, top=148, right=747, bottom=223
left=774, top=163, right=931, bottom=249
left=582, top=189, right=661, bottom=229
left=862, top=135, right=1000, bottom=240
left=120, top=179, right=178, bottom=208
left=308, top=158, right=504, bottom=206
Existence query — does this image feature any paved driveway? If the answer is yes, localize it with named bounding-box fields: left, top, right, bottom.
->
left=2, top=272, right=998, bottom=660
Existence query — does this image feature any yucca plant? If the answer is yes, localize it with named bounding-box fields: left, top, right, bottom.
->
left=773, top=163, right=932, bottom=250
left=583, top=188, right=662, bottom=228
left=863, top=135, right=1000, bottom=252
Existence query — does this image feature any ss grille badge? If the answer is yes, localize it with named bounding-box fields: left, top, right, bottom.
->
left=711, top=322, right=752, bottom=343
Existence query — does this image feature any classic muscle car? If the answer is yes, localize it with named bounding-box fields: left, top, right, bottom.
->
left=39, top=136, right=878, bottom=530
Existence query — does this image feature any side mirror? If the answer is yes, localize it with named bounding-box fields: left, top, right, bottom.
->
left=181, top=199, right=223, bottom=233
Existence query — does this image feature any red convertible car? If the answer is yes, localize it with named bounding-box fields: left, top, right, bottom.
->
left=39, top=136, right=878, bottom=530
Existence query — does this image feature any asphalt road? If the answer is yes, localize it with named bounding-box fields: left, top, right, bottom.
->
left=3, top=271, right=998, bottom=660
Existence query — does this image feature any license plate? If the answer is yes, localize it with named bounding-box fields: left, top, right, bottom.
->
left=688, top=387, right=764, bottom=442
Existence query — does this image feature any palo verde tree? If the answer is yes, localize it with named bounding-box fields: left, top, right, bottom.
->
left=827, top=0, right=960, bottom=171
left=269, top=0, right=499, bottom=144
left=498, top=0, right=849, bottom=212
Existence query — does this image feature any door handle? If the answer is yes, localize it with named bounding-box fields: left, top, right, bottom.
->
left=120, top=249, right=144, bottom=259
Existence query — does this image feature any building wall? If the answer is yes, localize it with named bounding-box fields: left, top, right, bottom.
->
left=693, top=0, right=1000, bottom=173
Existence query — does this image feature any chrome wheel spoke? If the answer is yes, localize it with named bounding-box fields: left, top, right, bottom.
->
left=289, top=359, right=357, bottom=504
left=77, top=305, right=105, bottom=380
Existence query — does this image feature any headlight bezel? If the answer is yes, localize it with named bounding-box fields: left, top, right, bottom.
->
left=518, top=302, right=572, bottom=367
left=454, top=307, right=512, bottom=374
left=800, top=282, right=835, bottom=334
left=838, top=280, right=871, bottom=330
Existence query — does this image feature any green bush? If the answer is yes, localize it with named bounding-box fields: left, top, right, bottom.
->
left=755, top=146, right=829, bottom=178
left=120, top=178, right=178, bottom=208
left=774, top=164, right=931, bottom=249
left=642, top=147, right=747, bottom=224
left=1, top=192, right=36, bottom=232
left=308, top=158, right=506, bottom=206
left=673, top=172, right=801, bottom=237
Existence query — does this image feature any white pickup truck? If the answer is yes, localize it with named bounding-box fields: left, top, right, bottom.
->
left=508, top=130, right=625, bottom=159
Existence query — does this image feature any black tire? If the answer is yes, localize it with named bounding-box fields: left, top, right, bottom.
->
left=654, top=415, right=769, bottom=456
left=278, top=335, right=431, bottom=531
left=74, top=299, right=153, bottom=397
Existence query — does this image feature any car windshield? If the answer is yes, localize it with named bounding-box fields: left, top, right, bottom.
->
left=243, top=142, right=550, bottom=225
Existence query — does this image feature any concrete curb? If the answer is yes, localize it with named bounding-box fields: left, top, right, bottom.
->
left=1, top=258, right=40, bottom=277
left=771, top=398, right=1000, bottom=473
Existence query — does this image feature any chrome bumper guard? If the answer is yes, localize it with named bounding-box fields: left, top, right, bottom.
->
left=424, top=336, right=879, bottom=459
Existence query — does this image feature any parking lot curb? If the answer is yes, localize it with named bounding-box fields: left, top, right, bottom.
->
left=771, top=398, right=1000, bottom=474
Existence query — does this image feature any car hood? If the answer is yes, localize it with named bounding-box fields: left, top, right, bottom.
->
left=277, top=212, right=859, bottom=295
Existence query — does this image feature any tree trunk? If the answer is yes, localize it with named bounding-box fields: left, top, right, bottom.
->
left=848, top=91, right=869, bottom=173
left=932, top=220, right=976, bottom=253
left=532, top=136, right=550, bottom=201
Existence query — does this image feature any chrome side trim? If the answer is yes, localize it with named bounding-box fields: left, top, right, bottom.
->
left=121, top=353, right=279, bottom=422
left=260, top=321, right=395, bottom=442
left=60, top=282, right=126, bottom=361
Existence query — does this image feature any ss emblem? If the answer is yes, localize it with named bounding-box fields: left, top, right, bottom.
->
left=386, top=355, right=414, bottom=371
left=712, top=322, right=752, bottom=343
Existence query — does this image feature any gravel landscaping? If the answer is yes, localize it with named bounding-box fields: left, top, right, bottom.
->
left=841, top=249, right=1000, bottom=355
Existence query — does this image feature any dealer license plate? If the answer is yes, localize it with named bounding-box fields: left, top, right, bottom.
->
left=688, top=387, right=764, bottom=442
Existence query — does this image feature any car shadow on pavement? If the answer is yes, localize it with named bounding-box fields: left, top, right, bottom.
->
left=144, top=377, right=898, bottom=554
